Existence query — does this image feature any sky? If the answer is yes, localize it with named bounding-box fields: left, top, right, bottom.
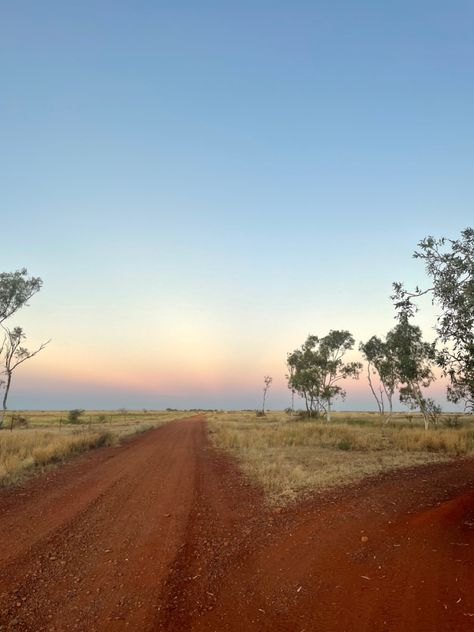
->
left=1, top=1, right=473, bottom=410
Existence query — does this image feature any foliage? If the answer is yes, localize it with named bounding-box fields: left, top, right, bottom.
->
left=387, top=316, right=436, bottom=429
left=68, top=409, right=85, bottom=424
left=287, top=330, right=362, bottom=421
left=360, top=334, right=398, bottom=422
left=393, top=227, right=474, bottom=410
left=442, top=414, right=462, bottom=429
left=1, top=326, right=50, bottom=428
left=0, top=269, right=42, bottom=324
left=0, top=269, right=48, bottom=429
left=9, top=414, right=29, bottom=430
left=361, top=318, right=436, bottom=429
left=423, top=398, right=443, bottom=427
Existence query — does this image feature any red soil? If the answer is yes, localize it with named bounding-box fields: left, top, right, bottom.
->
left=0, top=415, right=473, bottom=631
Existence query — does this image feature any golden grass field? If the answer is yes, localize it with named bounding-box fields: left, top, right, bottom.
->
left=207, top=410, right=474, bottom=504
left=3, top=409, right=474, bottom=503
left=0, top=409, right=187, bottom=486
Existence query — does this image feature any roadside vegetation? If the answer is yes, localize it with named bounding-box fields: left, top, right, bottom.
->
left=0, top=409, right=187, bottom=486
left=208, top=410, right=474, bottom=504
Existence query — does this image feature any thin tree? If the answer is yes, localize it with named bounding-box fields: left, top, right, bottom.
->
left=262, top=376, right=273, bottom=414
left=360, top=335, right=398, bottom=424
left=1, top=326, right=50, bottom=428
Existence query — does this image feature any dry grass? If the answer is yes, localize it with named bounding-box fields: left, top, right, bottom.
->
left=0, top=409, right=192, bottom=486
left=5, top=409, right=188, bottom=428
left=207, top=411, right=474, bottom=505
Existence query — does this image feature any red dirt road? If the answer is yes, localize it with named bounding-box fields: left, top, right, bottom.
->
left=1, top=415, right=474, bottom=631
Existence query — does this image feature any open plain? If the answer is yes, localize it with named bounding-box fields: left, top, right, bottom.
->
left=1, top=413, right=474, bottom=631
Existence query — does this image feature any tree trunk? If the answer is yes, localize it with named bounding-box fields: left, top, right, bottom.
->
left=0, top=372, right=12, bottom=430
left=367, top=364, right=384, bottom=421
left=326, top=400, right=331, bottom=423
left=411, top=382, right=429, bottom=430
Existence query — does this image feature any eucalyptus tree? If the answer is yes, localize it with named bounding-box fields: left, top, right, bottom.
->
left=0, top=269, right=48, bottom=429
left=386, top=316, right=436, bottom=430
left=360, top=335, right=398, bottom=423
left=393, top=227, right=474, bottom=410
left=287, top=335, right=324, bottom=417
left=287, top=331, right=362, bottom=421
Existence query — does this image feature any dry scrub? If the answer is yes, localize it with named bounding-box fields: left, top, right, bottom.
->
left=0, top=410, right=190, bottom=486
left=207, top=411, right=474, bottom=504
left=0, top=429, right=114, bottom=485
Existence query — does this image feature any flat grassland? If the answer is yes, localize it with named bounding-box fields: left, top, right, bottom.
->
left=0, top=409, right=187, bottom=485
left=208, top=410, right=474, bottom=504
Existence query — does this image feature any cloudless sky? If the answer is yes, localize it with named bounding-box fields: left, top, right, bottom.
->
left=1, top=1, right=473, bottom=409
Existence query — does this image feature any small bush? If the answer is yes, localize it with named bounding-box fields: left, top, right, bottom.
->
left=442, top=415, right=462, bottom=429
left=68, top=409, right=85, bottom=424
left=9, top=415, right=29, bottom=429
left=337, top=439, right=352, bottom=451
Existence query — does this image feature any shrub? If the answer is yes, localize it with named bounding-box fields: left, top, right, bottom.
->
left=9, top=415, right=29, bottom=429
left=442, top=415, right=462, bottom=429
left=68, top=409, right=85, bottom=424
left=337, top=439, right=352, bottom=451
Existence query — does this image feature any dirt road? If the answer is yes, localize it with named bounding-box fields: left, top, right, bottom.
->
left=1, top=415, right=474, bottom=631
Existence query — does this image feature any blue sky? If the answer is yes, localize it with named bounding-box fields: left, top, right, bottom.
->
left=1, top=1, right=473, bottom=409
